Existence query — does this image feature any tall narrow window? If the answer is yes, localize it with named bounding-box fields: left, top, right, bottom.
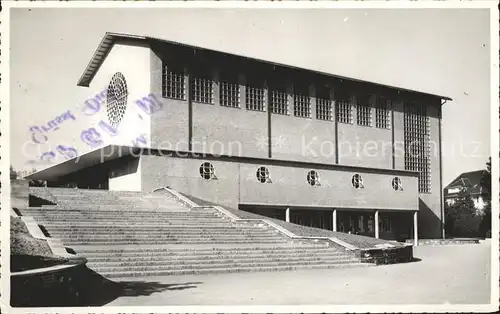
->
left=191, top=69, right=213, bottom=104
left=293, top=85, right=311, bottom=118
left=163, top=65, right=185, bottom=100
left=376, top=96, right=391, bottom=129
left=246, top=77, right=265, bottom=112
left=220, top=73, right=240, bottom=108
left=335, top=92, right=353, bottom=124
left=270, top=82, right=289, bottom=115
left=404, top=102, right=431, bottom=193
left=316, top=85, right=332, bottom=121
left=356, top=94, right=372, bottom=127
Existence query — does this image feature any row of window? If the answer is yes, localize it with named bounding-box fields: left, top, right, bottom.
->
left=199, top=162, right=403, bottom=191
left=163, top=66, right=391, bottom=129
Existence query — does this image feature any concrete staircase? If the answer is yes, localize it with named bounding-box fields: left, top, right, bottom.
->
left=20, top=187, right=369, bottom=278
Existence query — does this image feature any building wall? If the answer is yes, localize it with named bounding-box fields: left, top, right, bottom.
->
left=418, top=103, right=443, bottom=238
left=270, top=114, right=337, bottom=164
left=88, top=42, right=152, bottom=148
left=141, top=154, right=240, bottom=208
left=149, top=47, right=190, bottom=152
left=192, top=102, right=268, bottom=158
left=141, top=154, right=419, bottom=211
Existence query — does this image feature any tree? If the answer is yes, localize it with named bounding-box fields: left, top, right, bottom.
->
left=445, top=189, right=481, bottom=237
left=10, top=165, right=17, bottom=180
left=479, top=157, right=492, bottom=237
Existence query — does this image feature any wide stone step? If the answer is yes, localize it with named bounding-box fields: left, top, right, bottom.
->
left=39, top=224, right=258, bottom=230
left=21, top=212, right=221, bottom=220
left=47, top=229, right=278, bottom=236
left=75, top=246, right=334, bottom=256
left=37, top=223, right=239, bottom=229
left=23, top=212, right=218, bottom=217
left=21, top=207, right=212, bottom=217
left=90, top=259, right=366, bottom=274
left=37, top=223, right=261, bottom=229
left=96, top=263, right=370, bottom=278
left=61, top=239, right=289, bottom=245
left=85, top=251, right=348, bottom=262
left=88, top=255, right=358, bottom=268
left=57, top=234, right=284, bottom=241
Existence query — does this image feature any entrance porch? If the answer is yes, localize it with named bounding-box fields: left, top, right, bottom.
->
left=239, top=205, right=418, bottom=243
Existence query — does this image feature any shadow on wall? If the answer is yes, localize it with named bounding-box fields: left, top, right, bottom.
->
left=11, top=265, right=203, bottom=307
left=418, top=198, right=443, bottom=239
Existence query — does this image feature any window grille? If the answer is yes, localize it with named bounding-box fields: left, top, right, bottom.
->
left=404, top=102, right=431, bottom=193
left=335, top=93, right=353, bottom=124
left=392, top=177, right=403, bottom=191
left=199, top=162, right=215, bottom=180
left=293, top=87, right=311, bottom=118
left=246, top=78, right=265, bottom=111
left=220, top=78, right=240, bottom=108
left=163, top=66, right=185, bottom=100
left=270, top=84, right=289, bottom=115
left=307, top=170, right=320, bottom=186
left=375, top=96, right=391, bottom=129
left=356, top=95, right=372, bottom=127
left=316, top=86, right=332, bottom=121
left=256, top=166, right=270, bottom=183
left=191, top=72, right=213, bottom=104
left=352, top=174, right=364, bottom=189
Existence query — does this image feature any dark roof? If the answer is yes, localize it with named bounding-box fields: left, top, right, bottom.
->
left=77, top=32, right=452, bottom=102
left=444, top=170, right=487, bottom=198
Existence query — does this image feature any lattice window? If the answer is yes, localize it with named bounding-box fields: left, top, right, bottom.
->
left=336, top=94, right=353, bottom=124
left=191, top=72, right=213, bottom=104
left=356, top=95, right=372, bottom=127
left=220, top=78, right=240, bottom=108
left=270, top=85, right=289, bottom=115
left=256, top=166, right=270, bottom=183
left=352, top=174, right=364, bottom=189
left=392, top=177, right=403, bottom=191
left=316, top=85, right=332, bottom=121
left=293, top=86, right=311, bottom=118
left=246, top=79, right=265, bottom=112
left=404, top=102, right=431, bottom=193
left=163, top=66, right=185, bottom=100
left=199, top=162, right=215, bottom=180
left=376, top=96, right=391, bottom=129
left=307, top=170, right=320, bottom=186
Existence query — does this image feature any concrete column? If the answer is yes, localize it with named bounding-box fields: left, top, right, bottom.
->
left=413, top=211, right=419, bottom=246
left=285, top=207, right=290, bottom=223
left=332, top=209, right=337, bottom=232
left=374, top=210, right=380, bottom=239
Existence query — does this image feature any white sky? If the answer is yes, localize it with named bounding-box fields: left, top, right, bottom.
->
left=9, top=7, right=492, bottom=185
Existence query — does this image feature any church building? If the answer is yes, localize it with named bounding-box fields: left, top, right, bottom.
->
left=27, top=32, right=452, bottom=240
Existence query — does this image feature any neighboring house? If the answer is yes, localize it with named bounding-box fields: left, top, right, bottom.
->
left=444, top=170, right=487, bottom=215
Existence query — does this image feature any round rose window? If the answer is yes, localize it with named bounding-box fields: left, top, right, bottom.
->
left=106, top=72, right=128, bottom=128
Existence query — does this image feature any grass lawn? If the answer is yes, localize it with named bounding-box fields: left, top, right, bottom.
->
left=11, top=216, right=68, bottom=272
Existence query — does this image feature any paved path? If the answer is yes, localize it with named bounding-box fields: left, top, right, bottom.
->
left=106, top=241, right=491, bottom=305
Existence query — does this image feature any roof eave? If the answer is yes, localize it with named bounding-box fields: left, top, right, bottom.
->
left=76, top=32, right=453, bottom=102
left=77, top=32, right=147, bottom=87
